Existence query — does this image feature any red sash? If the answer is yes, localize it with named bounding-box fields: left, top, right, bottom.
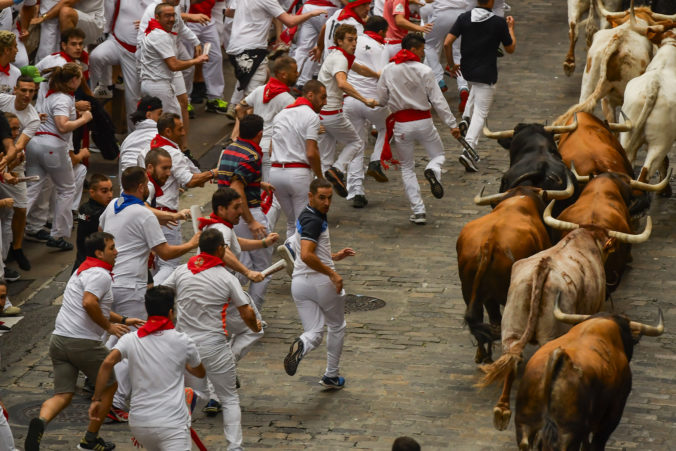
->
left=187, top=252, right=225, bottom=274
left=382, top=109, right=431, bottom=168
left=138, top=316, right=175, bottom=338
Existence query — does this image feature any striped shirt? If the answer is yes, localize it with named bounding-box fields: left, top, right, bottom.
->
left=217, top=138, right=262, bottom=208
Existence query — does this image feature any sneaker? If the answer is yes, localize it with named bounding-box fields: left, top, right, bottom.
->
left=190, top=81, right=207, bottom=104
left=77, top=435, right=115, bottom=451
left=319, top=375, right=345, bottom=389
left=3, top=268, right=20, bottom=282
left=458, top=119, right=469, bottom=137
left=324, top=167, right=348, bottom=198
left=46, top=237, right=74, bottom=251
left=276, top=243, right=295, bottom=277
left=352, top=195, right=368, bottom=208
left=206, top=98, right=229, bottom=114
left=444, top=64, right=453, bottom=78
left=187, top=103, right=196, bottom=119
left=225, top=103, right=237, bottom=120
left=106, top=406, right=128, bottom=423
left=438, top=79, right=448, bottom=93
left=409, top=213, right=427, bottom=225
left=366, top=161, right=388, bottom=183
left=25, top=418, right=44, bottom=451
left=284, top=337, right=304, bottom=376
left=423, top=169, right=444, bottom=199
left=261, top=320, right=268, bottom=329
left=183, top=148, right=201, bottom=170
left=459, top=152, right=479, bottom=173
left=185, top=387, right=197, bottom=414
left=114, top=76, right=125, bottom=91
left=25, top=229, right=50, bottom=242
left=458, top=88, right=469, bottom=114
left=202, top=399, right=222, bottom=417
left=10, top=247, right=31, bottom=271
left=93, top=84, right=113, bottom=99
left=0, top=306, right=21, bottom=316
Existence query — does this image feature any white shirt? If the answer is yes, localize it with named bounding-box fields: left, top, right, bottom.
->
left=140, top=28, right=176, bottom=82
left=99, top=201, right=166, bottom=288
left=203, top=222, right=241, bottom=259
left=163, top=264, right=249, bottom=344
left=323, top=9, right=364, bottom=59
left=0, top=64, right=20, bottom=95
left=318, top=50, right=349, bottom=111
left=137, top=0, right=199, bottom=51
left=377, top=61, right=458, bottom=129
left=36, top=92, right=76, bottom=143
left=348, top=33, right=389, bottom=99
left=140, top=140, right=198, bottom=211
left=106, top=0, right=145, bottom=46
left=0, top=94, right=41, bottom=138
left=115, top=329, right=201, bottom=428
left=270, top=104, right=319, bottom=164
left=244, top=85, right=294, bottom=151
left=293, top=206, right=335, bottom=277
left=34, top=53, right=71, bottom=112
left=434, top=0, right=470, bottom=10
left=226, top=0, right=284, bottom=54
left=53, top=266, right=114, bottom=340
left=119, top=119, right=157, bottom=179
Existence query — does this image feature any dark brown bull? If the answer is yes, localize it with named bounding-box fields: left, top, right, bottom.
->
left=514, top=297, right=664, bottom=450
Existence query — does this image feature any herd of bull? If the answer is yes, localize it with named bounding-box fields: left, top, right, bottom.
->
left=453, top=1, right=676, bottom=446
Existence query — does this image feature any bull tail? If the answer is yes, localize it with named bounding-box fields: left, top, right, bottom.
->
left=541, top=347, right=568, bottom=449
left=624, top=78, right=659, bottom=161
left=465, top=242, right=493, bottom=339
left=554, top=35, right=621, bottom=126
left=477, top=257, right=552, bottom=387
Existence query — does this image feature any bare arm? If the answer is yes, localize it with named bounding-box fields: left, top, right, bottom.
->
left=504, top=17, right=516, bottom=53
left=238, top=233, right=278, bottom=251
left=394, top=14, right=432, bottom=33
left=31, top=0, right=78, bottom=24
left=237, top=304, right=261, bottom=332
left=185, top=362, right=206, bottom=378
left=54, top=112, right=92, bottom=134
left=90, top=349, right=121, bottom=421
left=300, top=239, right=343, bottom=294
left=335, top=72, right=377, bottom=107
left=230, top=178, right=267, bottom=238
left=277, top=9, right=326, bottom=28
left=306, top=139, right=323, bottom=179
left=152, top=232, right=200, bottom=261
left=82, top=291, right=131, bottom=337
left=351, top=62, right=379, bottom=79
left=185, top=170, right=215, bottom=188
left=222, top=247, right=264, bottom=282
left=235, top=101, right=254, bottom=120
left=164, top=54, right=209, bottom=72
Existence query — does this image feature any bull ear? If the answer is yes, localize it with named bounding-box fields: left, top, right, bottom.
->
left=608, top=17, right=623, bottom=28
left=647, top=25, right=665, bottom=41
left=603, top=238, right=617, bottom=254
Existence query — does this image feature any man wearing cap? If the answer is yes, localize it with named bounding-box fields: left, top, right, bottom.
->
left=119, top=96, right=163, bottom=179
left=0, top=31, right=20, bottom=95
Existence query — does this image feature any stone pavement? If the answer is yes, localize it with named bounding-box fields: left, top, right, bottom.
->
left=2, top=0, right=676, bottom=449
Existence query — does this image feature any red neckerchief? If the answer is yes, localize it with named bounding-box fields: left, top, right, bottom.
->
left=137, top=315, right=175, bottom=338
left=390, top=49, right=421, bottom=64
left=0, top=64, right=9, bottom=76
left=328, top=46, right=355, bottom=70
left=338, top=5, right=366, bottom=26
left=263, top=77, right=290, bottom=103
left=147, top=172, right=164, bottom=198
left=285, top=97, right=314, bottom=110
left=55, top=50, right=89, bottom=65
left=187, top=252, right=225, bottom=274
left=197, top=212, right=233, bottom=231
left=145, top=18, right=177, bottom=35
left=150, top=134, right=178, bottom=149
left=364, top=31, right=385, bottom=45
left=237, top=137, right=262, bottom=157
left=76, top=256, right=114, bottom=278
left=46, top=89, right=75, bottom=98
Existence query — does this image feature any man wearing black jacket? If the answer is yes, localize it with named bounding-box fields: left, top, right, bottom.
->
left=73, top=174, right=113, bottom=271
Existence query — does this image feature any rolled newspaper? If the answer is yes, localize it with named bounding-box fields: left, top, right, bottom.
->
left=190, top=205, right=202, bottom=234
left=16, top=175, right=40, bottom=183
left=261, top=260, right=286, bottom=278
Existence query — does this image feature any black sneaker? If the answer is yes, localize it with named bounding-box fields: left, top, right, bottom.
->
left=366, top=161, right=388, bottom=183
left=324, top=167, right=348, bottom=198
left=352, top=195, right=368, bottom=208
left=284, top=337, right=304, bottom=376
left=3, top=268, right=20, bottom=282
left=10, top=247, right=31, bottom=271
left=25, top=418, right=45, bottom=451
left=46, top=237, right=74, bottom=251
left=77, top=435, right=115, bottom=451
left=202, top=399, right=222, bottom=417
left=423, top=169, right=444, bottom=199
left=25, top=229, right=50, bottom=242
left=409, top=213, right=427, bottom=225
left=206, top=98, right=229, bottom=114
left=459, top=152, right=479, bottom=173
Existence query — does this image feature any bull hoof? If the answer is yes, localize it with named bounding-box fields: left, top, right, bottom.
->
left=475, top=346, right=493, bottom=364
left=493, top=406, right=512, bottom=431
left=563, top=61, right=575, bottom=76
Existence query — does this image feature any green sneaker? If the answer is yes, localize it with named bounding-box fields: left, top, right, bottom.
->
left=187, top=103, right=195, bottom=119
left=206, top=98, right=229, bottom=114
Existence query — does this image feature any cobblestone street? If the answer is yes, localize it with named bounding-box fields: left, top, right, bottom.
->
left=1, top=0, right=675, bottom=449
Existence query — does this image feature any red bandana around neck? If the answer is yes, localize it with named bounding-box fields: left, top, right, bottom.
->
left=55, top=50, right=89, bottom=65
left=150, top=134, right=178, bottom=150
left=338, top=5, right=366, bottom=26
left=76, top=257, right=114, bottom=278
left=390, top=49, right=421, bottom=64
left=0, top=64, right=9, bottom=76
left=145, top=18, right=177, bottom=35
left=328, top=46, right=355, bottom=70
left=137, top=316, right=175, bottom=338
left=285, top=97, right=315, bottom=110
left=147, top=172, right=164, bottom=198
left=263, top=77, right=290, bottom=103
left=187, top=252, right=225, bottom=274
left=197, top=212, right=233, bottom=231
left=45, top=89, right=75, bottom=98
left=364, top=31, right=385, bottom=45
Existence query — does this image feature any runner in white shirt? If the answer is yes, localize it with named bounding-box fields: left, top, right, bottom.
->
left=377, top=33, right=460, bottom=225
left=270, top=80, right=326, bottom=239
left=143, top=148, right=173, bottom=210
left=317, top=23, right=379, bottom=197
left=163, top=228, right=261, bottom=450
left=25, top=232, right=144, bottom=451
left=89, top=286, right=206, bottom=451
left=344, top=15, right=390, bottom=207
left=283, top=178, right=355, bottom=389
left=0, top=31, right=20, bottom=95
left=118, top=96, right=162, bottom=179
left=317, top=0, right=368, bottom=61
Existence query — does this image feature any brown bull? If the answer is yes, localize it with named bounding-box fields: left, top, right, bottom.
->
left=514, top=298, right=664, bottom=450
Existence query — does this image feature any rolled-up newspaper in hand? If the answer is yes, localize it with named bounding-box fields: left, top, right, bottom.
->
left=190, top=205, right=202, bottom=234
left=261, top=260, right=286, bottom=278
left=16, top=175, right=40, bottom=183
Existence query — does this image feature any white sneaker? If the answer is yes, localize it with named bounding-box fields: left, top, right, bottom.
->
left=409, top=213, right=427, bottom=225
left=93, top=84, right=113, bottom=99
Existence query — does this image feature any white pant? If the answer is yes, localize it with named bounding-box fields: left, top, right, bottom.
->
left=233, top=208, right=272, bottom=311
left=269, top=167, right=313, bottom=239
left=425, top=7, right=468, bottom=90
left=25, top=177, right=52, bottom=234
left=25, top=135, right=75, bottom=239
left=0, top=406, right=16, bottom=451
left=185, top=339, right=243, bottom=451
left=141, top=79, right=181, bottom=117
left=291, top=273, right=346, bottom=378
left=89, top=37, right=141, bottom=131
left=464, top=81, right=496, bottom=150
left=37, top=18, right=59, bottom=61
left=293, top=4, right=338, bottom=86
left=186, top=21, right=225, bottom=100
left=152, top=222, right=182, bottom=285
left=392, top=118, right=445, bottom=215
left=130, top=425, right=191, bottom=451
left=226, top=294, right=264, bottom=361
left=343, top=97, right=388, bottom=198
left=70, top=164, right=87, bottom=210
left=232, top=58, right=269, bottom=97
left=318, top=111, right=363, bottom=173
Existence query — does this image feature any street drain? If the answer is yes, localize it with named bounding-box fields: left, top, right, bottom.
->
left=344, top=294, right=385, bottom=313
left=15, top=398, right=92, bottom=426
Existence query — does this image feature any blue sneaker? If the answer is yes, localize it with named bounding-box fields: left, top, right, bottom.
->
left=438, top=79, right=448, bottom=93
left=202, top=399, right=222, bottom=417
left=319, top=375, right=345, bottom=389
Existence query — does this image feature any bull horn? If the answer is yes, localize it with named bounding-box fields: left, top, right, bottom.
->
left=650, top=12, right=676, bottom=21
left=570, top=161, right=590, bottom=183
left=543, top=200, right=580, bottom=231
left=543, top=173, right=575, bottom=200
left=629, top=168, right=673, bottom=192
left=553, top=292, right=591, bottom=325
left=608, top=110, right=633, bottom=131
left=607, top=216, right=652, bottom=244
left=473, top=186, right=508, bottom=205
left=483, top=123, right=514, bottom=140
left=629, top=308, right=665, bottom=337
left=595, top=0, right=627, bottom=20
left=543, top=114, right=578, bottom=134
